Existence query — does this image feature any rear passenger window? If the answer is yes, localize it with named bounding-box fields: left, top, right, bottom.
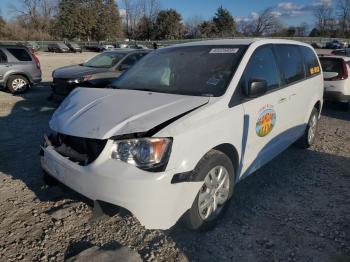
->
left=274, top=45, right=305, bottom=85
left=241, top=45, right=280, bottom=92
left=0, top=50, right=7, bottom=63
left=299, top=46, right=321, bottom=77
left=7, top=48, right=32, bottom=61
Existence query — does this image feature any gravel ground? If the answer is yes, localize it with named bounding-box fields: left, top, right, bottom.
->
left=0, top=52, right=350, bottom=261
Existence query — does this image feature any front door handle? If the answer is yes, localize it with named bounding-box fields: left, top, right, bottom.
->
left=278, top=98, right=287, bottom=104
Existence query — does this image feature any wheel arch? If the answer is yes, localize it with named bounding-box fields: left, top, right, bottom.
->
left=5, top=72, right=32, bottom=86
left=314, top=100, right=322, bottom=116
left=213, top=143, right=239, bottom=175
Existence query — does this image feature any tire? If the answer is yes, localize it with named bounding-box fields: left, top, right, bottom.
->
left=42, top=170, right=59, bottom=186
left=7, top=75, right=30, bottom=94
left=183, top=150, right=235, bottom=231
left=296, top=108, right=319, bottom=149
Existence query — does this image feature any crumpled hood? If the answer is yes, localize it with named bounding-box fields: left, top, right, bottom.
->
left=53, top=65, right=108, bottom=79
left=50, top=88, right=209, bottom=139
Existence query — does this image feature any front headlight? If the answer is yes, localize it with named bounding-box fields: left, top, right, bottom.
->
left=111, top=138, right=172, bottom=171
left=67, top=75, right=92, bottom=84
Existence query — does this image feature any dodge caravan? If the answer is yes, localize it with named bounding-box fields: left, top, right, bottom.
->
left=40, top=39, right=323, bottom=230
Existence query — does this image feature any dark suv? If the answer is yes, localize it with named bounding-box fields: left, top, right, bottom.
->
left=0, top=45, right=42, bottom=93
left=48, top=43, right=70, bottom=53
left=50, top=49, right=150, bottom=99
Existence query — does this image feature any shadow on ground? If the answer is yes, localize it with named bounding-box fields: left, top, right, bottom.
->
left=0, top=84, right=77, bottom=203
left=166, top=148, right=350, bottom=261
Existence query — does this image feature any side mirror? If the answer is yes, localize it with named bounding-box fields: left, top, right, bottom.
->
left=119, top=64, right=130, bottom=71
left=323, top=71, right=339, bottom=79
left=246, top=79, right=268, bottom=98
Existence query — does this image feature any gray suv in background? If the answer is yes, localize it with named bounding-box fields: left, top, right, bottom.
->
left=0, top=45, right=42, bottom=93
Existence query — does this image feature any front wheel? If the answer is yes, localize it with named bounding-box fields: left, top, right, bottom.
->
left=296, top=108, right=319, bottom=148
left=184, top=150, right=234, bottom=231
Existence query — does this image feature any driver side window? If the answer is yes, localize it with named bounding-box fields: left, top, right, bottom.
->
left=241, top=45, right=280, bottom=95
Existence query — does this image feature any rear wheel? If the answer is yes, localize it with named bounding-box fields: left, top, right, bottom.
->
left=7, top=75, right=29, bottom=94
left=184, top=150, right=234, bottom=231
left=296, top=108, right=319, bottom=148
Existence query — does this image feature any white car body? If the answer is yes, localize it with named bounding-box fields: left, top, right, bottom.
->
left=319, top=55, right=350, bottom=103
left=41, top=39, right=324, bottom=229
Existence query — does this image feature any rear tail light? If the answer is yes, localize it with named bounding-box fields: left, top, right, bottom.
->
left=32, top=53, right=41, bottom=70
left=325, top=60, right=348, bottom=81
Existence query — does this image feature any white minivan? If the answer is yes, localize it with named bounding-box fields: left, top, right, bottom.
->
left=40, top=39, right=323, bottom=230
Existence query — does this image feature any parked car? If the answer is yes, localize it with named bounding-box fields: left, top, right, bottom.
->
left=16, top=41, right=40, bottom=52
left=0, top=45, right=41, bottom=93
left=40, top=39, right=323, bottom=230
left=115, top=43, right=129, bottom=49
left=50, top=49, right=150, bottom=100
left=331, top=48, right=350, bottom=56
left=325, top=40, right=344, bottom=49
left=66, top=42, right=82, bottom=53
left=100, top=44, right=114, bottom=52
left=132, top=44, right=149, bottom=49
left=319, top=55, right=350, bottom=110
left=311, top=42, right=322, bottom=49
left=48, top=43, right=70, bottom=53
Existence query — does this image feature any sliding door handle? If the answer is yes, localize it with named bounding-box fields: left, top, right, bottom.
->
left=278, top=98, right=287, bottom=104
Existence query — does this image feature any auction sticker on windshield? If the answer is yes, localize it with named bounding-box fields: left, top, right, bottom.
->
left=209, top=48, right=239, bottom=54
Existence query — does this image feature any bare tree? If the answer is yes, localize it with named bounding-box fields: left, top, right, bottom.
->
left=122, top=0, right=160, bottom=38
left=313, top=2, right=334, bottom=34
left=338, top=0, right=350, bottom=35
left=184, top=15, right=203, bottom=38
left=11, top=0, right=57, bottom=39
left=241, top=8, right=282, bottom=36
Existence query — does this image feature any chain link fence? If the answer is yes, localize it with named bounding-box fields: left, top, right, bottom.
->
left=0, top=37, right=349, bottom=51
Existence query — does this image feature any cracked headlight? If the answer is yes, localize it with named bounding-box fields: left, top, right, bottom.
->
left=111, top=138, right=172, bottom=171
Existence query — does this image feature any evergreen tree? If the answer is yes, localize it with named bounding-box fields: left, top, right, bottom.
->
left=213, top=6, right=236, bottom=37
left=154, top=9, right=183, bottom=40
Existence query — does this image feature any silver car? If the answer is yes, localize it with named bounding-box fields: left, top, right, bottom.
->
left=0, top=45, right=42, bottom=93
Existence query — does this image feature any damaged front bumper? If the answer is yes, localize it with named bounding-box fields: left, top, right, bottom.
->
left=40, top=138, right=202, bottom=229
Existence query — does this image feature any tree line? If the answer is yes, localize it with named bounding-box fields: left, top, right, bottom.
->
left=1, top=0, right=350, bottom=42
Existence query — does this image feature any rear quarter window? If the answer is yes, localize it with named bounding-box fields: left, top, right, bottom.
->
left=299, top=46, right=321, bottom=77
left=7, top=48, right=32, bottom=62
left=274, top=45, right=305, bottom=85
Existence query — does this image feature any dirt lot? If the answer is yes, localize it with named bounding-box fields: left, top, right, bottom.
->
left=0, top=52, right=350, bottom=261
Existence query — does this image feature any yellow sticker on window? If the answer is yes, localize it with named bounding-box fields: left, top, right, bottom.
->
left=310, top=66, right=320, bottom=75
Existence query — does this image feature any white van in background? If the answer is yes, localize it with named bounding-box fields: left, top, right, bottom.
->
left=40, top=39, right=323, bottom=231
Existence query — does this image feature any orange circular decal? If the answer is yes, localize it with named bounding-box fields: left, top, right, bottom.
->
left=256, top=106, right=276, bottom=137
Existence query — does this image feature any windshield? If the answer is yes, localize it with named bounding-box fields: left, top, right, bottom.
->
left=83, top=52, right=126, bottom=68
left=111, top=45, right=247, bottom=96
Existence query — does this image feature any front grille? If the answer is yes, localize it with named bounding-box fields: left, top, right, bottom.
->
left=53, top=133, right=107, bottom=166
left=52, top=78, right=72, bottom=96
